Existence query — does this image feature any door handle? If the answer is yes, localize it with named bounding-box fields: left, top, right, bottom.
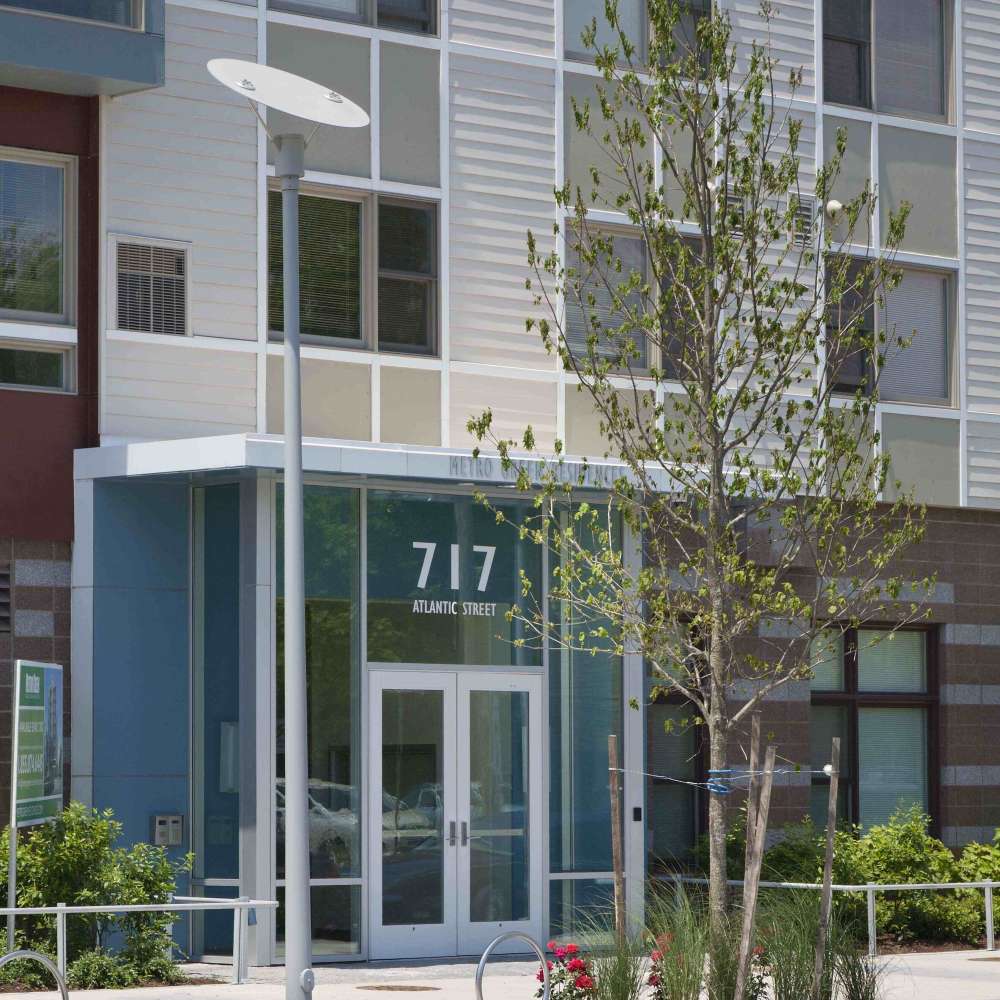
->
left=448, top=820, right=456, bottom=847
left=461, top=821, right=468, bottom=847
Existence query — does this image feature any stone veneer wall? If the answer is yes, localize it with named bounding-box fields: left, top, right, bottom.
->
left=0, top=537, right=71, bottom=826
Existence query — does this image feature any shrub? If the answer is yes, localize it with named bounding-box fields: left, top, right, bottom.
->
left=646, top=887, right=708, bottom=1000
left=0, top=803, right=192, bottom=985
left=66, top=951, right=137, bottom=989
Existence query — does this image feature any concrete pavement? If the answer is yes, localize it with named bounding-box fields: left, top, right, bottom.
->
left=11, top=949, right=1000, bottom=999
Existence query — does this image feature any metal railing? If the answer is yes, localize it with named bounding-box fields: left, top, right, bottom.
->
left=661, top=874, right=999, bottom=957
left=476, top=932, right=549, bottom=1000
left=0, top=896, right=277, bottom=985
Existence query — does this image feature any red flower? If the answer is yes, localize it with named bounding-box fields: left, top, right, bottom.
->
left=555, top=946, right=567, bottom=959
left=574, top=974, right=594, bottom=990
left=753, top=945, right=765, bottom=957
left=656, top=932, right=674, bottom=950
left=546, top=941, right=557, bottom=952
left=651, top=949, right=663, bottom=962
left=536, top=969, right=545, bottom=983
left=648, top=973, right=660, bottom=987
left=566, top=958, right=586, bottom=972
left=565, top=943, right=580, bottom=955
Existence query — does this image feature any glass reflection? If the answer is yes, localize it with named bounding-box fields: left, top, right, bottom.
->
left=381, top=689, right=444, bottom=926
left=468, top=690, right=530, bottom=923
left=276, top=486, right=361, bottom=879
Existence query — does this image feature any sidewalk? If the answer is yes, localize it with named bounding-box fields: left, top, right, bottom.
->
left=11, top=949, right=1000, bottom=999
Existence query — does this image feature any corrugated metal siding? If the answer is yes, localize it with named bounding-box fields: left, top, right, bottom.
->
left=964, top=139, right=1000, bottom=415
left=448, top=0, right=555, bottom=57
left=103, top=338, right=257, bottom=440
left=964, top=0, right=1000, bottom=134
left=105, top=3, right=258, bottom=342
left=449, top=372, right=557, bottom=451
left=449, top=54, right=557, bottom=370
left=723, top=0, right=816, bottom=104
left=968, top=421, right=1000, bottom=509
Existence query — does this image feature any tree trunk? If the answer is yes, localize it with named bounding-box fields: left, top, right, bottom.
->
left=707, top=714, right=729, bottom=935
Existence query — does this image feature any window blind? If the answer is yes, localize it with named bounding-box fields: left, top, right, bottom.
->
left=810, top=632, right=845, bottom=691
left=116, top=242, right=186, bottom=336
left=881, top=269, right=949, bottom=402
left=858, top=706, right=927, bottom=827
left=858, top=629, right=926, bottom=692
left=269, top=191, right=362, bottom=341
left=566, top=235, right=648, bottom=367
left=0, top=158, right=64, bottom=319
left=875, top=0, right=946, bottom=118
left=377, top=201, right=435, bottom=352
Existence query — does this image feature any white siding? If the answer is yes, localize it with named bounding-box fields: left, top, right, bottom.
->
left=724, top=0, right=816, bottom=104
left=964, top=0, right=1000, bottom=134
left=105, top=3, right=258, bottom=342
left=964, top=139, right=1000, bottom=414
left=449, top=54, right=556, bottom=370
left=448, top=0, right=555, bottom=57
left=968, top=421, right=1000, bottom=508
left=449, top=372, right=557, bottom=452
left=102, top=338, right=257, bottom=440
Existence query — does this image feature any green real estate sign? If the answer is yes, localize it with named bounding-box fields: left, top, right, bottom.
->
left=11, top=660, right=63, bottom=827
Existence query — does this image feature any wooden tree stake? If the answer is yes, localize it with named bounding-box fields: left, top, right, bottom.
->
left=608, top=734, right=626, bottom=943
left=812, top=736, right=841, bottom=1000
left=734, top=744, right=777, bottom=1000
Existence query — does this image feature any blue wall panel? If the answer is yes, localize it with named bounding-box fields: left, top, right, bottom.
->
left=92, top=480, right=190, bottom=870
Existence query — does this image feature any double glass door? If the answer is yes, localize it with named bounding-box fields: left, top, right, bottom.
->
left=369, top=671, right=542, bottom=959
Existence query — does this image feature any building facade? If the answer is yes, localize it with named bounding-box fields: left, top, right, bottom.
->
left=0, top=0, right=165, bottom=821
left=18, top=0, right=995, bottom=964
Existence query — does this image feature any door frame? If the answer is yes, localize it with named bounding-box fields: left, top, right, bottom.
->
left=368, top=668, right=544, bottom=959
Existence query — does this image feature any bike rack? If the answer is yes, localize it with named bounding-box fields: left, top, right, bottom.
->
left=0, top=949, right=69, bottom=1000
left=475, top=932, right=549, bottom=1000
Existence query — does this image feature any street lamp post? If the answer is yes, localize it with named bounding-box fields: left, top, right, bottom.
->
left=207, top=59, right=368, bottom=1000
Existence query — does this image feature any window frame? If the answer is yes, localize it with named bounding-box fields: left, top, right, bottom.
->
left=809, top=625, right=939, bottom=833
left=108, top=232, right=192, bottom=337
left=267, top=183, right=440, bottom=357
left=825, top=258, right=956, bottom=406
left=823, top=0, right=953, bottom=124
left=0, top=340, right=74, bottom=393
left=0, top=145, right=77, bottom=328
left=267, top=0, right=437, bottom=37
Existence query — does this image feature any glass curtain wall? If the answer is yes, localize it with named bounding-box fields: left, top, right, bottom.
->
left=276, top=485, right=362, bottom=957
left=549, top=508, right=622, bottom=935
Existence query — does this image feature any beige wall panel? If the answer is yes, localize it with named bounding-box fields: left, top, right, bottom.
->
left=105, top=4, right=258, bottom=341
left=380, top=367, right=441, bottom=446
left=449, top=0, right=554, bottom=57
left=964, top=139, right=1000, bottom=415
left=102, top=338, right=257, bottom=439
left=449, top=372, right=557, bottom=453
left=883, top=413, right=960, bottom=507
left=564, top=385, right=654, bottom=460
left=267, top=356, right=371, bottom=441
left=267, top=24, right=371, bottom=177
left=380, top=43, right=440, bottom=187
left=449, top=55, right=556, bottom=370
left=968, top=421, right=1000, bottom=510
left=964, top=0, right=1000, bottom=133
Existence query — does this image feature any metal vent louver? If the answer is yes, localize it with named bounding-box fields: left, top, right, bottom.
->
left=116, top=242, right=187, bottom=336
left=791, top=195, right=815, bottom=247
left=0, top=564, right=10, bottom=634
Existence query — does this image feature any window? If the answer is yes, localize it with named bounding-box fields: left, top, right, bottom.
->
left=826, top=262, right=952, bottom=404
left=0, top=0, right=142, bottom=28
left=0, top=150, right=72, bottom=325
left=0, top=345, right=68, bottom=391
left=823, top=0, right=950, bottom=121
left=269, top=191, right=437, bottom=355
left=377, top=201, right=436, bottom=354
left=810, top=628, right=935, bottom=830
left=565, top=231, right=648, bottom=369
left=114, top=240, right=187, bottom=336
left=268, top=0, right=435, bottom=35
left=564, top=0, right=644, bottom=61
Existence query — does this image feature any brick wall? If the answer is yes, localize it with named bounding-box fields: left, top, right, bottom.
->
left=0, top=537, right=72, bottom=826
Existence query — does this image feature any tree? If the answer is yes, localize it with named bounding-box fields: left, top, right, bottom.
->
left=468, top=0, right=933, bottom=932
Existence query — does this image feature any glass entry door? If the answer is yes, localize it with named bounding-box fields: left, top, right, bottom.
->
left=369, top=671, right=542, bottom=959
